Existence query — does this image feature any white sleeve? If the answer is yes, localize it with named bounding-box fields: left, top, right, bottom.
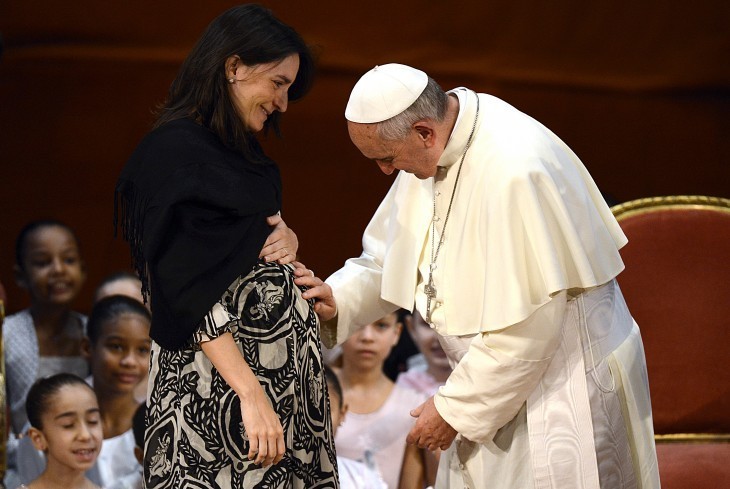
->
left=433, top=291, right=567, bottom=444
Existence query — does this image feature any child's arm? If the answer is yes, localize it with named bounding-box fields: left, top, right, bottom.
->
left=200, top=332, right=285, bottom=467
left=423, top=447, right=440, bottom=487
left=397, top=442, right=426, bottom=489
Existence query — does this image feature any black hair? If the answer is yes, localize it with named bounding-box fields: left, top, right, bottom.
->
left=86, top=295, right=151, bottom=345
left=154, top=3, right=315, bottom=162
left=323, top=364, right=343, bottom=410
left=383, top=308, right=420, bottom=381
left=132, top=403, right=146, bottom=449
left=15, top=219, right=81, bottom=270
left=26, top=373, right=94, bottom=429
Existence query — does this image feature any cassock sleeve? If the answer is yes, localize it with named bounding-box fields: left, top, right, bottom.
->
left=433, top=291, right=567, bottom=444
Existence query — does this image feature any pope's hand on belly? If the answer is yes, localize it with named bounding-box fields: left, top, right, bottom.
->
left=407, top=396, right=457, bottom=451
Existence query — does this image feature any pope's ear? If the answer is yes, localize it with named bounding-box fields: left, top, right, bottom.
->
left=413, top=122, right=436, bottom=146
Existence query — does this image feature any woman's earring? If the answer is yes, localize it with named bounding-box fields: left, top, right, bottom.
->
left=228, top=78, right=235, bottom=84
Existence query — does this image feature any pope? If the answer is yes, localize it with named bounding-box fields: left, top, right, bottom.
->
left=298, top=63, right=660, bottom=489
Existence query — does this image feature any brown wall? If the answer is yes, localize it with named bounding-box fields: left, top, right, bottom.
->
left=1, top=1, right=728, bottom=314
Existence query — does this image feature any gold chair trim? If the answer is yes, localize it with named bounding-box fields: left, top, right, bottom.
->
left=611, top=195, right=730, bottom=221
left=655, top=433, right=730, bottom=444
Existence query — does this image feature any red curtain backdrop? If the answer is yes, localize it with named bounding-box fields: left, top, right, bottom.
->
left=1, top=0, right=728, bottom=313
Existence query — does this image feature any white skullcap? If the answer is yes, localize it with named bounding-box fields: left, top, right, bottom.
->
left=345, top=63, right=428, bottom=123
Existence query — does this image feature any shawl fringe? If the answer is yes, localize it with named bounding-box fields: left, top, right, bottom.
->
left=114, top=182, right=151, bottom=303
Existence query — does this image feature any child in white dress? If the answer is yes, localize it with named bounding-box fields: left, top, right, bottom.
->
left=324, top=365, right=386, bottom=489
left=16, top=295, right=150, bottom=486
left=333, top=311, right=428, bottom=489
left=4, top=220, right=88, bottom=489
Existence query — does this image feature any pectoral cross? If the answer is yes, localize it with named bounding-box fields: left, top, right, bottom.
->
left=424, top=281, right=437, bottom=299
left=425, top=273, right=437, bottom=324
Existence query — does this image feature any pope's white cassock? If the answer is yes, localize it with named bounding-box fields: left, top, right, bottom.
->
left=323, top=87, right=660, bottom=488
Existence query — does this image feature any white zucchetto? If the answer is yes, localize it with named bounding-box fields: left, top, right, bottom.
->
left=345, top=63, right=428, bottom=123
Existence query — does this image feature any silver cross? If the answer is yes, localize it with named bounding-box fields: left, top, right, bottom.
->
left=424, top=282, right=437, bottom=298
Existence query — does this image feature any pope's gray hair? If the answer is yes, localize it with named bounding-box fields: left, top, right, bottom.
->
left=376, top=77, right=447, bottom=141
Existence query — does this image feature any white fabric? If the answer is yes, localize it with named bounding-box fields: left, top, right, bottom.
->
left=325, top=88, right=658, bottom=487
left=95, top=430, right=141, bottom=487
left=345, top=63, right=428, bottom=123
left=36, top=356, right=89, bottom=379
left=3, top=309, right=87, bottom=434
left=337, top=456, right=388, bottom=489
left=335, top=384, right=426, bottom=489
left=396, top=369, right=443, bottom=397
left=104, top=468, right=143, bottom=489
left=434, top=281, right=659, bottom=488
left=434, top=291, right=566, bottom=445
left=324, top=89, right=626, bottom=346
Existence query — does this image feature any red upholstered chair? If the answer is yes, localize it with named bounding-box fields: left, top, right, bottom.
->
left=611, top=195, right=730, bottom=488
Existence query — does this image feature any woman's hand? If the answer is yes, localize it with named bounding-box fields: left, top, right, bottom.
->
left=294, top=262, right=338, bottom=322
left=200, top=333, right=286, bottom=466
left=260, top=214, right=298, bottom=265
left=239, top=384, right=286, bottom=467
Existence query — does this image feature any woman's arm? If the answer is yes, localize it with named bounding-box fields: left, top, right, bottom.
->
left=200, top=332, right=285, bottom=466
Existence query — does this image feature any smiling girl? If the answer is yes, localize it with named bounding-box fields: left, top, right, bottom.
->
left=14, top=295, right=151, bottom=486
left=5, top=220, right=88, bottom=434
left=20, top=373, right=102, bottom=489
left=3, top=220, right=89, bottom=487
left=83, top=295, right=151, bottom=486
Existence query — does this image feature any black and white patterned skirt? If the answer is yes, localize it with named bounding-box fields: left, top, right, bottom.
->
left=144, top=261, right=339, bottom=488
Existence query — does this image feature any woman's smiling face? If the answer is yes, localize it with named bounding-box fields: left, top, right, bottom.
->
left=227, top=54, right=300, bottom=133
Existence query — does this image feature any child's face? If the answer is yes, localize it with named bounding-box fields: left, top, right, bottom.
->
left=342, top=313, right=401, bottom=370
left=29, top=384, right=102, bottom=471
left=407, top=311, right=450, bottom=372
left=87, top=313, right=151, bottom=395
left=16, top=225, right=85, bottom=307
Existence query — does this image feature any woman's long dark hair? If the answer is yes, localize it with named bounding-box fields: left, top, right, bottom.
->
left=154, top=4, right=314, bottom=162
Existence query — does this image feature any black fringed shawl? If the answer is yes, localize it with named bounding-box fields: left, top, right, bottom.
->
left=114, top=119, right=281, bottom=350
